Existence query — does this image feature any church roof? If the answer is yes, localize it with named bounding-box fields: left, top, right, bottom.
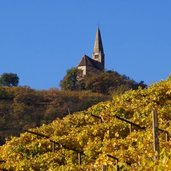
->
left=93, top=27, right=104, bottom=54
left=78, top=55, right=103, bottom=70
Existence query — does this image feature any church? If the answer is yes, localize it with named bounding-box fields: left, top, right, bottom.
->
left=77, top=28, right=105, bottom=77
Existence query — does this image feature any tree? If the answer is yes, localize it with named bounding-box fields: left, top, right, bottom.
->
left=84, top=70, right=147, bottom=94
left=0, top=73, right=19, bottom=86
left=84, top=71, right=122, bottom=94
left=60, top=68, right=80, bottom=90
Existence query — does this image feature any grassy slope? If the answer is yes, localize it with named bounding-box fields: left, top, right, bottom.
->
left=0, top=76, right=171, bottom=170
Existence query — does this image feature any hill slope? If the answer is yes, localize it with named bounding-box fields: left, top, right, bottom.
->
left=0, top=87, right=108, bottom=145
left=0, top=76, right=171, bottom=170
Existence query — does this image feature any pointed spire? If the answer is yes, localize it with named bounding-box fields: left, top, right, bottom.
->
left=92, top=27, right=105, bottom=70
left=93, top=27, right=104, bottom=54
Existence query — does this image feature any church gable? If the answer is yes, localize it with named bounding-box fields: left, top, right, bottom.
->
left=78, top=55, right=92, bottom=67
left=78, top=55, right=102, bottom=69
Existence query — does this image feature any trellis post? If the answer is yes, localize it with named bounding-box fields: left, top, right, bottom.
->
left=78, top=153, right=81, bottom=165
left=152, top=110, right=159, bottom=160
left=129, top=123, right=133, bottom=133
left=51, top=142, right=55, bottom=152
left=102, top=165, right=107, bottom=171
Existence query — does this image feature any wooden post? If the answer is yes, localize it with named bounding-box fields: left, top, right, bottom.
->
left=51, top=142, right=55, bottom=152
left=129, top=123, right=133, bottom=133
left=102, top=165, right=107, bottom=171
left=116, top=159, right=119, bottom=171
left=166, top=132, right=170, bottom=141
left=78, top=153, right=81, bottom=165
left=152, top=110, right=159, bottom=160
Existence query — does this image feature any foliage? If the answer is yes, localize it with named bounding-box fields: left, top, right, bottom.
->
left=0, top=76, right=171, bottom=170
left=60, top=68, right=146, bottom=94
left=0, top=86, right=108, bottom=145
left=60, top=68, right=80, bottom=91
left=84, top=70, right=146, bottom=94
left=0, top=73, right=19, bottom=87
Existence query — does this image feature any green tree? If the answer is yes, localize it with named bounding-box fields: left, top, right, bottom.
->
left=84, top=70, right=147, bottom=94
left=60, top=68, right=80, bottom=90
left=0, top=73, right=19, bottom=87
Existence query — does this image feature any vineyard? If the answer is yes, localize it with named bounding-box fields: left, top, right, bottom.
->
left=0, top=76, right=171, bottom=170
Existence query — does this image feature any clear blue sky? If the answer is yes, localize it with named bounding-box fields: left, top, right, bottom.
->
left=0, top=1, right=170, bottom=89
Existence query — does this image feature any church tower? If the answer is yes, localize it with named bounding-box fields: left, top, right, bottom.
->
left=92, top=27, right=105, bottom=70
left=77, top=27, right=105, bottom=78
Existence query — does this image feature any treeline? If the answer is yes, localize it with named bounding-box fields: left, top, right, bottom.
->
left=60, top=68, right=147, bottom=94
left=0, top=86, right=108, bottom=145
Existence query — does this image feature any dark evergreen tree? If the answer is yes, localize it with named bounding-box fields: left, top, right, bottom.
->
left=0, top=73, right=19, bottom=87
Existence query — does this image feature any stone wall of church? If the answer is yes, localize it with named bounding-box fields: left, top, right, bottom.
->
left=78, top=66, right=86, bottom=76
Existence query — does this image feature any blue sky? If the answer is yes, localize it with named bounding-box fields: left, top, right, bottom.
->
left=0, top=1, right=170, bottom=89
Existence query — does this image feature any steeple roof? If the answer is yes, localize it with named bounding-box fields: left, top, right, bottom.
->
left=93, top=27, right=104, bottom=54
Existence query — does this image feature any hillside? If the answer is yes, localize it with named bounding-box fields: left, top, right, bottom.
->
left=0, top=76, right=171, bottom=170
left=0, top=87, right=108, bottom=145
